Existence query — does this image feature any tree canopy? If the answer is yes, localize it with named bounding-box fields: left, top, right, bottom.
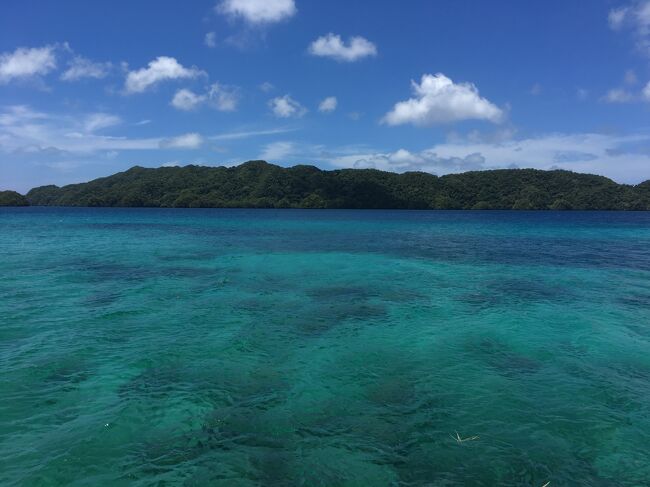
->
left=0, top=190, right=29, bottom=206
left=16, top=161, right=650, bottom=210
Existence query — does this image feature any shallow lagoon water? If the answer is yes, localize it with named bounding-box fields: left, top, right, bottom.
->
left=1, top=208, right=650, bottom=486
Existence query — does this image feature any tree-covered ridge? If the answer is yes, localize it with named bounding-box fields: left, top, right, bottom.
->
left=0, top=190, right=29, bottom=206
left=21, top=160, right=650, bottom=210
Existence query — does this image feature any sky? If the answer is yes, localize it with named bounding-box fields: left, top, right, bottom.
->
left=2, top=0, right=650, bottom=193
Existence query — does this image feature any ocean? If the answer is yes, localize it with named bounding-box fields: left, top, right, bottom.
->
left=1, top=208, right=649, bottom=486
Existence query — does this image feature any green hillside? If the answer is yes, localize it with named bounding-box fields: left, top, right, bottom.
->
left=20, top=161, right=650, bottom=210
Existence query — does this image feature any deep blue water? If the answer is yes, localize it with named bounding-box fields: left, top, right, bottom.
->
left=1, top=208, right=650, bottom=486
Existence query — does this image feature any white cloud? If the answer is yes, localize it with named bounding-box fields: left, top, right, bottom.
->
left=171, top=89, right=206, bottom=111
left=0, top=105, right=47, bottom=126
left=382, top=73, right=503, bottom=126
left=259, top=81, right=274, bottom=92
left=308, top=34, right=377, bottom=62
left=326, top=132, right=650, bottom=184
left=0, top=46, right=57, bottom=83
left=329, top=149, right=486, bottom=173
left=602, top=70, right=650, bottom=102
left=602, top=88, right=635, bottom=103
left=624, top=69, right=638, bottom=85
left=0, top=105, right=160, bottom=153
left=171, top=83, right=240, bottom=112
left=318, top=96, right=338, bottom=113
left=84, top=113, right=121, bottom=133
left=208, top=83, right=240, bottom=111
left=577, top=88, right=589, bottom=100
left=61, top=56, right=111, bottom=81
left=159, top=133, right=204, bottom=149
left=530, top=83, right=542, bottom=96
left=259, top=141, right=295, bottom=160
left=0, top=105, right=208, bottom=156
left=643, top=81, right=650, bottom=101
left=609, top=7, right=630, bottom=30
left=124, top=56, right=203, bottom=94
left=210, top=127, right=297, bottom=141
left=217, top=0, right=296, bottom=24
left=608, top=1, right=650, bottom=56
left=269, top=95, right=306, bottom=118
left=204, top=32, right=217, bottom=48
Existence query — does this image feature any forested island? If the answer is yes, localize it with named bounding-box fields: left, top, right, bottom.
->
left=5, top=161, right=650, bottom=210
left=0, top=190, right=29, bottom=207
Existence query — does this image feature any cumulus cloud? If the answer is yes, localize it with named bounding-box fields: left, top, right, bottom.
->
left=0, top=46, right=57, bottom=83
left=217, top=0, right=296, bottom=24
left=259, top=141, right=295, bottom=160
left=61, top=56, right=112, bottom=81
left=124, top=56, right=203, bottom=94
left=171, top=83, right=240, bottom=111
left=318, top=96, right=338, bottom=113
left=171, top=89, right=206, bottom=111
left=608, top=1, right=650, bottom=56
left=269, top=95, right=307, bottom=118
left=159, top=133, right=204, bottom=149
left=308, top=34, right=377, bottom=62
left=382, top=73, right=503, bottom=126
left=204, top=32, right=217, bottom=48
left=326, top=132, right=650, bottom=183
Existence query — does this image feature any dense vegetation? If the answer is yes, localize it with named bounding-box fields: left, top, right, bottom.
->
left=18, top=160, right=650, bottom=210
left=0, top=190, right=29, bottom=206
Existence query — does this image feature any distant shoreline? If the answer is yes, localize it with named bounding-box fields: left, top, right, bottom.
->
left=5, top=161, right=650, bottom=210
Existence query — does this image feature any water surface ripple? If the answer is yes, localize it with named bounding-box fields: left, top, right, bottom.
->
left=1, top=208, right=650, bottom=486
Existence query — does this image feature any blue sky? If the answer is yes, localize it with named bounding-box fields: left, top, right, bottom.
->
left=2, top=0, right=650, bottom=192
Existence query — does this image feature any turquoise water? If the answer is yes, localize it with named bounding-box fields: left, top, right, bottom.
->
left=1, top=208, right=650, bottom=486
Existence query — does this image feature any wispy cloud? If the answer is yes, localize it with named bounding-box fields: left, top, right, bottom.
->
left=608, top=1, right=650, bottom=56
left=83, top=113, right=121, bottom=133
left=204, top=32, right=217, bottom=48
left=0, top=105, right=204, bottom=154
left=61, top=56, right=112, bottom=81
left=259, top=141, right=295, bottom=160
left=210, top=127, right=297, bottom=141
left=159, top=133, right=204, bottom=149
left=325, top=132, right=650, bottom=184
